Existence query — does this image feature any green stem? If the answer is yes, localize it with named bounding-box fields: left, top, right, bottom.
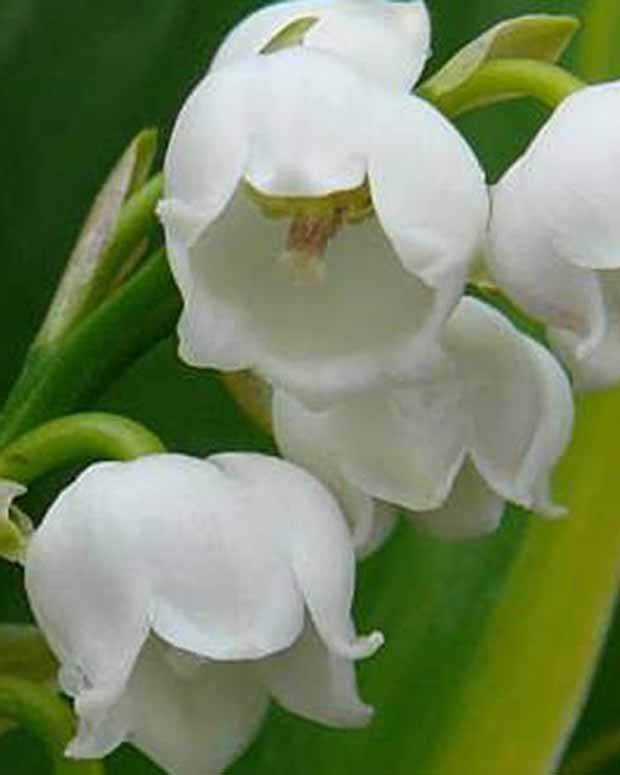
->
left=561, top=727, right=620, bottom=775
left=466, top=283, right=548, bottom=346
left=0, top=675, right=103, bottom=774
left=0, top=413, right=165, bottom=485
left=0, top=249, right=180, bottom=448
left=419, top=58, right=585, bottom=117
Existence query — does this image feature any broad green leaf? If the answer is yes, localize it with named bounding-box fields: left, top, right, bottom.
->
left=418, top=390, right=620, bottom=774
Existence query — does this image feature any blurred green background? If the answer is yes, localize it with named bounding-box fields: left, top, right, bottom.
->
left=1, top=0, right=620, bottom=772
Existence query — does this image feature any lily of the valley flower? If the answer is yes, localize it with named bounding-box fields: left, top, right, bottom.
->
left=488, top=82, right=620, bottom=391
left=25, top=453, right=382, bottom=774
left=159, top=47, right=488, bottom=407
left=210, top=0, right=431, bottom=92
left=274, top=297, right=573, bottom=553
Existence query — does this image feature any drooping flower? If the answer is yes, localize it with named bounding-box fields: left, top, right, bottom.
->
left=210, top=0, right=431, bottom=92
left=487, top=82, right=620, bottom=391
left=274, top=297, right=574, bottom=553
left=159, top=46, right=488, bottom=407
left=25, top=453, right=382, bottom=774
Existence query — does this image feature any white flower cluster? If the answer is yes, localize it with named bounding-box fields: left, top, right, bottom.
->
left=25, top=0, right=620, bottom=772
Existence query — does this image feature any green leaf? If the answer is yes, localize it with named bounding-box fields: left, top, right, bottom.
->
left=417, top=391, right=620, bottom=774
left=0, top=249, right=179, bottom=447
left=578, top=0, right=620, bottom=81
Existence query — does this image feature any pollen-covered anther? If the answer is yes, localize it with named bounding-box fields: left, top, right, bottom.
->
left=279, top=211, right=343, bottom=287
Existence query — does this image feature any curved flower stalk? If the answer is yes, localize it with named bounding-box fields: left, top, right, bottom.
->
left=274, top=297, right=574, bottom=554
left=159, top=47, right=488, bottom=408
left=24, top=453, right=383, bottom=774
left=0, top=479, right=29, bottom=562
left=487, top=81, right=620, bottom=391
left=210, top=0, right=431, bottom=92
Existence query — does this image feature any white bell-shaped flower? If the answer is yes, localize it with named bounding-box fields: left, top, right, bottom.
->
left=210, top=0, right=431, bottom=92
left=274, top=297, right=574, bottom=553
left=25, top=453, right=382, bottom=774
left=487, top=82, right=620, bottom=390
left=159, top=47, right=488, bottom=407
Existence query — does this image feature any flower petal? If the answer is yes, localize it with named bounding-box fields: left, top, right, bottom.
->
left=487, top=84, right=620, bottom=367
left=274, top=390, right=401, bottom=557
left=445, top=297, right=574, bottom=513
left=128, top=639, right=269, bottom=775
left=211, top=0, right=431, bottom=91
left=35, top=453, right=377, bottom=665
left=358, top=501, right=400, bottom=559
left=69, top=636, right=270, bottom=773
left=303, top=1, right=430, bottom=90
left=241, top=49, right=371, bottom=196
left=159, top=62, right=250, bottom=253
left=26, top=455, right=303, bottom=667
left=259, top=620, right=373, bottom=728
left=488, top=177, right=606, bottom=362
left=515, top=84, right=620, bottom=272
left=368, top=92, right=488, bottom=288
left=119, top=454, right=306, bottom=660
left=338, top=385, right=467, bottom=510
left=158, top=64, right=251, bottom=337
left=209, top=454, right=384, bottom=661
left=550, top=272, right=620, bottom=391
left=24, top=463, right=152, bottom=750
left=65, top=691, right=131, bottom=760
left=409, top=460, right=505, bottom=539
left=274, top=368, right=471, bottom=512
left=314, top=382, right=467, bottom=511
left=210, top=0, right=323, bottom=71
left=273, top=388, right=380, bottom=555
left=184, top=185, right=443, bottom=406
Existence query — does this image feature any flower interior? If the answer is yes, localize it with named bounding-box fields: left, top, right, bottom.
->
left=244, top=179, right=374, bottom=287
